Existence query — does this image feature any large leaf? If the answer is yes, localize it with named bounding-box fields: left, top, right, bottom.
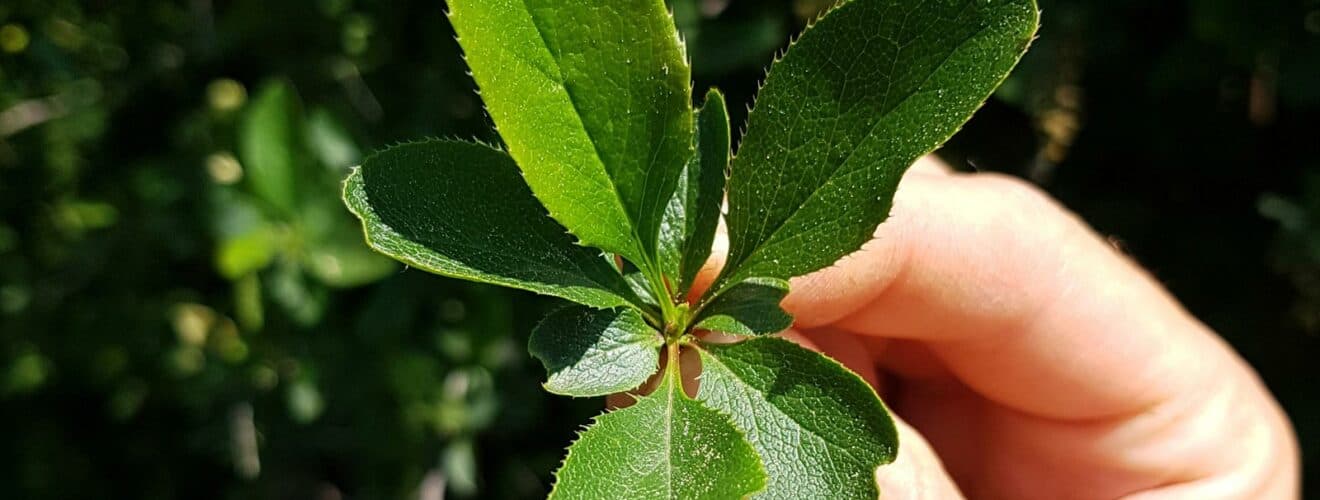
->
left=720, top=0, right=1039, bottom=284
left=659, top=89, right=730, bottom=297
left=697, top=337, right=898, bottom=500
left=528, top=306, right=662, bottom=397
left=239, top=81, right=303, bottom=216
left=448, top=0, right=694, bottom=270
left=342, top=140, right=639, bottom=309
left=550, top=362, right=766, bottom=500
left=693, top=277, right=791, bottom=336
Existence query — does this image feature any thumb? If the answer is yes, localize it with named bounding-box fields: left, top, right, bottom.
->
left=878, top=417, right=966, bottom=500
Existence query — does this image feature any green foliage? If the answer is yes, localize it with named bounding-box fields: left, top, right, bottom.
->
left=693, top=277, right=792, bottom=337
left=718, top=0, right=1040, bottom=288
left=659, top=89, right=731, bottom=297
left=529, top=306, right=662, bottom=397
left=240, top=82, right=302, bottom=216
left=344, top=0, right=1037, bottom=497
left=219, top=80, right=397, bottom=325
left=447, top=0, right=694, bottom=274
left=697, top=337, right=899, bottom=499
left=549, top=357, right=766, bottom=500
left=4, top=0, right=1319, bottom=498
left=344, top=141, right=638, bottom=309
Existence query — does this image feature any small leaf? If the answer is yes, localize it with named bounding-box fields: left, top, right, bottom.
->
left=528, top=306, right=662, bottom=397
left=697, top=337, right=899, bottom=500
left=448, top=0, right=694, bottom=269
left=659, top=89, right=731, bottom=297
left=693, top=277, right=791, bottom=336
left=550, top=363, right=766, bottom=500
left=239, top=81, right=303, bottom=215
left=342, top=140, right=640, bottom=310
left=720, top=0, right=1039, bottom=284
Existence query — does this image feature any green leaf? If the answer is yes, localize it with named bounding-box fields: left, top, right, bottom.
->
left=211, top=188, right=278, bottom=280
left=239, top=81, right=303, bottom=215
left=305, top=108, right=361, bottom=172
left=697, top=337, right=898, bottom=500
left=720, top=0, right=1039, bottom=284
left=342, top=140, right=639, bottom=309
left=550, top=362, right=766, bottom=500
left=620, top=260, right=661, bottom=310
left=447, top=0, right=694, bottom=270
left=216, top=227, right=278, bottom=280
left=659, top=89, right=730, bottom=297
left=268, top=259, right=328, bottom=326
left=303, top=222, right=398, bottom=288
left=528, top=306, right=662, bottom=397
left=693, top=277, right=791, bottom=336
left=300, top=180, right=397, bottom=288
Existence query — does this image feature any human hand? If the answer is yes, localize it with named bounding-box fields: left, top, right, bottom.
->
left=689, top=157, right=1299, bottom=499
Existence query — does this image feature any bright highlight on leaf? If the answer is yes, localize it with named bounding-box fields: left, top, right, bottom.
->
left=447, top=0, right=694, bottom=276
left=343, top=0, right=1039, bottom=496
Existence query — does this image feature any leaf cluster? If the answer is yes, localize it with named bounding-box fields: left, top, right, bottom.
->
left=344, top=0, right=1038, bottom=497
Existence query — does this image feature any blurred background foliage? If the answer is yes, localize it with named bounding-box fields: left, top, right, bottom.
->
left=0, top=0, right=1315, bottom=498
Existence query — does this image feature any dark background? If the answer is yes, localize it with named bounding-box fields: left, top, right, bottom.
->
left=0, top=0, right=1315, bottom=498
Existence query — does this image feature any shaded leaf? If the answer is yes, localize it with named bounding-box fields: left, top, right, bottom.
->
left=697, top=337, right=898, bottom=499
left=550, top=362, right=766, bottom=500
left=448, top=0, right=694, bottom=269
left=528, top=306, right=662, bottom=397
left=694, top=277, right=791, bottom=336
left=342, top=140, right=639, bottom=309
left=720, top=0, right=1039, bottom=284
left=659, top=88, right=730, bottom=297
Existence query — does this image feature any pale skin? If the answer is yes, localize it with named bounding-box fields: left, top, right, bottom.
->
left=614, top=157, right=1300, bottom=499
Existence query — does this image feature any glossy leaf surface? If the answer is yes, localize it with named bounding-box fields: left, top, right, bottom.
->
left=448, top=0, right=694, bottom=269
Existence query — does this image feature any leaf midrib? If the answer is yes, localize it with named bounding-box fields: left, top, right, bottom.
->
left=728, top=4, right=993, bottom=279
